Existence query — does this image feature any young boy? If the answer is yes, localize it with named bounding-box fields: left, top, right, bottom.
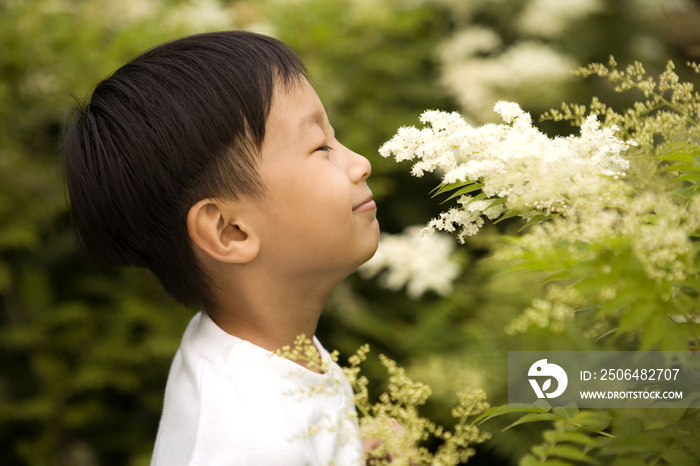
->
left=63, top=31, right=379, bottom=465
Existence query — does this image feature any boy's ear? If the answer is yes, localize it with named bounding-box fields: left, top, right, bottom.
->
left=187, top=198, right=261, bottom=264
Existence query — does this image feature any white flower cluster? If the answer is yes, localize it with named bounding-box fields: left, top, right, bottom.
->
left=433, top=0, right=668, bottom=121
left=358, top=226, right=461, bottom=299
left=379, top=102, right=632, bottom=242
left=498, top=192, right=700, bottom=284
left=439, top=36, right=575, bottom=121
left=518, top=0, right=603, bottom=38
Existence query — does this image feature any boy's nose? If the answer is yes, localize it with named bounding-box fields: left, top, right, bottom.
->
left=345, top=146, right=371, bottom=183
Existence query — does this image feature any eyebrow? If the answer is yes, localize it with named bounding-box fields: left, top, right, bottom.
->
left=298, top=108, right=328, bottom=135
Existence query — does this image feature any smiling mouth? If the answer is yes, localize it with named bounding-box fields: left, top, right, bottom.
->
left=352, top=196, right=376, bottom=212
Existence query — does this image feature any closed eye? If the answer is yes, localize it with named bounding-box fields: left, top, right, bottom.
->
left=317, top=144, right=332, bottom=152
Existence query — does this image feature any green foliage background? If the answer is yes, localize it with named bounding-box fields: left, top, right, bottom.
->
left=1, top=0, right=698, bottom=465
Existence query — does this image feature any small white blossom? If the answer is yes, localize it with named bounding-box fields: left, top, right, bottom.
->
left=358, top=226, right=461, bottom=299
left=493, top=101, right=524, bottom=124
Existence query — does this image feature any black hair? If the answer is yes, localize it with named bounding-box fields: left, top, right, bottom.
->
left=62, top=30, right=308, bottom=311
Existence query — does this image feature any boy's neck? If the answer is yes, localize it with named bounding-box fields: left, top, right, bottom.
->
left=205, top=267, right=341, bottom=369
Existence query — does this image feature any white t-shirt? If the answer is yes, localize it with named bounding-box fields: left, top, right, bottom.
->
left=151, top=312, right=363, bottom=466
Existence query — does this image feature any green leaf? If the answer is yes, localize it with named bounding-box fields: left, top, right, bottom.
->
left=496, top=261, right=537, bottom=276
left=661, top=163, right=696, bottom=172
left=518, top=214, right=552, bottom=232
left=503, top=412, right=562, bottom=431
left=658, top=142, right=700, bottom=163
left=556, top=431, right=599, bottom=447
left=542, top=429, right=559, bottom=443
left=534, top=399, right=553, bottom=412
left=553, top=402, right=579, bottom=419
left=431, top=180, right=476, bottom=197
left=669, top=186, right=696, bottom=200
left=611, top=417, right=643, bottom=436
left=599, top=433, right=666, bottom=455
left=596, top=287, right=637, bottom=318
left=539, top=460, right=574, bottom=466
left=540, top=270, right=575, bottom=285
left=467, top=191, right=487, bottom=203
left=577, top=277, right=615, bottom=298
left=532, top=445, right=572, bottom=466
left=681, top=276, right=700, bottom=291
left=641, top=313, right=668, bottom=350
left=439, top=183, right=483, bottom=204
left=660, top=447, right=698, bottom=466
left=494, top=206, right=530, bottom=224
left=572, top=411, right=611, bottom=431
left=608, top=459, right=647, bottom=466
left=674, top=172, right=700, bottom=182
left=486, top=196, right=508, bottom=208
left=680, top=433, right=700, bottom=457
left=474, top=402, right=550, bottom=425
left=519, top=455, right=540, bottom=466
left=547, top=445, right=600, bottom=465
left=616, top=302, right=654, bottom=334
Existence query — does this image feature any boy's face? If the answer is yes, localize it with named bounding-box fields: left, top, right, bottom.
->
left=248, top=78, right=379, bottom=278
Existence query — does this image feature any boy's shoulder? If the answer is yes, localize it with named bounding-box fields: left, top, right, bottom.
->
left=182, top=312, right=328, bottom=376
left=151, top=312, right=363, bottom=466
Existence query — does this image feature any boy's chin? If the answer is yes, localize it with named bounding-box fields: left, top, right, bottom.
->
left=357, top=239, right=380, bottom=268
left=347, top=220, right=380, bottom=271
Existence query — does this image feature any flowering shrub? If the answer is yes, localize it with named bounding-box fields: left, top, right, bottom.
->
left=349, top=59, right=700, bottom=465
left=380, top=58, right=700, bottom=352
